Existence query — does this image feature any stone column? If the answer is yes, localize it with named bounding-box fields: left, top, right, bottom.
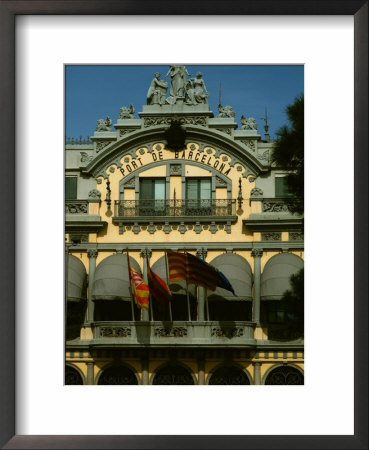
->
left=197, top=352, right=205, bottom=385
left=140, top=248, right=152, bottom=322
left=251, top=248, right=263, bottom=325
left=87, top=249, right=98, bottom=323
left=141, top=352, right=149, bottom=385
left=86, top=361, right=94, bottom=385
left=196, top=248, right=208, bottom=322
left=253, top=362, right=261, bottom=385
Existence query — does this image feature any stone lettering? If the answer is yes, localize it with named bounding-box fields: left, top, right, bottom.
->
left=195, top=153, right=200, bottom=161
left=188, top=151, right=193, bottom=160
left=158, top=151, right=163, bottom=160
left=152, top=153, right=157, bottom=161
left=131, top=161, right=138, bottom=169
left=126, top=164, right=132, bottom=173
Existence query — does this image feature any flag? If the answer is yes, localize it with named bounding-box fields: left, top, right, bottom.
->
left=167, top=251, right=188, bottom=283
left=147, top=261, right=172, bottom=306
left=167, top=251, right=235, bottom=294
left=129, top=265, right=150, bottom=309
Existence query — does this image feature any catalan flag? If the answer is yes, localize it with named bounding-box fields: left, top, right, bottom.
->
left=167, top=251, right=235, bottom=294
left=129, top=265, right=150, bottom=310
left=147, top=260, right=172, bottom=306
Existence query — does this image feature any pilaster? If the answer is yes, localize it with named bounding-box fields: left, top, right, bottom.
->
left=251, top=248, right=263, bottom=325
left=87, top=249, right=98, bottom=322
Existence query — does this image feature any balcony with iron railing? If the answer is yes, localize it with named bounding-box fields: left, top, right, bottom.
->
left=112, top=199, right=238, bottom=234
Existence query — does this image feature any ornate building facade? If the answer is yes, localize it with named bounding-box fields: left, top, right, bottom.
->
left=65, top=66, right=304, bottom=385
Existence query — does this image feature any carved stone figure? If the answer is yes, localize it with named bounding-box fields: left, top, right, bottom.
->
left=240, top=115, right=258, bottom=130
left=185, top=72, right=209, bottom=105
left=165, top=65, right=190, bottom=102
left=146, top=72, right=168, bottom=105
left=118, top=105, right=135, bottom=119
left=217, top=104, right=235, bottom=118
left=95, top=116, right=112, bottom=132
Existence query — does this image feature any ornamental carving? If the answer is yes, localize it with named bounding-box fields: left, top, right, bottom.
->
left=211, top=327, right=244, bottom=338
left=261, top=232, right=281, bottom=241
left=65, top=202, right=88, bottom=214
left=140, top=248, right=152, bottom=259
left=289, top=232, right=304, bottom=241
left=143, top=116, right=206, bottom=127
left=118, top=221, right=233, bottom=235
left=95, top=141, right=110, bottom=153
left=170, top=164, right=182, bottom=176
left=87, top=249, right=98, bottom=259
left=100, top=327, right=132, bottom=338
left=251, top=248, right=263, bottom=258
left=215, top=128, right=232, bottom=135
left=80, top=151, right=93, bottom=163
left=262, top=200, right=289, bottom=212
left=124, top=177, right=136, bottom=188
left=250, top=187, right=263, bottom=198
left=256, top=150, right=270, bottom=162
left=119, top=129, right=133, bottom=137
left=154, top=327, right=188, bottom=337
left=88, top=189, right=101, bottom=199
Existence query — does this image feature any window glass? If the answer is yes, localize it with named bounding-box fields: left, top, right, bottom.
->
left=186, top=178, right=211, bottom=199
left=275, top=176, right=290, bottom=198
left=139, top=178, right=165, bottom=199
left=65, top=176, right=77, bottom=199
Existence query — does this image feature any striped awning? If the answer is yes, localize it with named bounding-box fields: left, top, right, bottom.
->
left=207, top=253, right=253, bottom=301
left=261, top=253, right=304, bottom=301
left=92, top=254, right=141, bottom=301
left=67, top=254, right=87, bottom=302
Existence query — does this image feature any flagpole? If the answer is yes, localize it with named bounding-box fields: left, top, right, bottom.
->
left=126, top=248, right=135, bottom=321
left=164, top=250, right=173, bottom=322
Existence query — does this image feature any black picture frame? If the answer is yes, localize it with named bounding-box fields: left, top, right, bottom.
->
left=0, top=1, right=367, bottom=449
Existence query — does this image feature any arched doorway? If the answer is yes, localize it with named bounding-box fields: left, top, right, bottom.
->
left=98, top=365, right=138, bottom=385
left=208, top=366, right=250, bottom=385
left=264, top=365, right=304, bottom=385
left=65, top=365, right=84, bottom=385
left=153, top=364, right=194, bottom=385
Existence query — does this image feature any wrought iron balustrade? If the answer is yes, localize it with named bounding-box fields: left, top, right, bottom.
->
left=114, top=199, right=236, bottom=218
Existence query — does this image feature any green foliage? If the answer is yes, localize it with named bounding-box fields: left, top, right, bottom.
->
left=282, top=268, right=304, bottom=335
left=272, top=94, right=304, bottom=215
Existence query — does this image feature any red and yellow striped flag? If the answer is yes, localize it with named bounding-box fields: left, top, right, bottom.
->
left=129, top=265, right=150, bottom=310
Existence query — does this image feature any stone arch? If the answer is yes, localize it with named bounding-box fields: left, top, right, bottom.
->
left=83, top=126, right=267, bottom=181
left=206, top=363, right=252, bottom=385
left=151, top=361, right=196, bottom=385
left=65, top=364, right=85, bottom=385
left=263, top=364, right=304, bottom=385
left=96, top=363, right=139, bottom=385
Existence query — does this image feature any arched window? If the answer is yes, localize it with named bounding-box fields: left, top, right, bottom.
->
left=153, top=364, right=194, bottom=385
left=264, top=365, right=304, bottom=385
left=208, top=366, right=250, bottom=385
left=65, top=365, right=83, bottom=385
left=98, top=365, right=138, bottom=385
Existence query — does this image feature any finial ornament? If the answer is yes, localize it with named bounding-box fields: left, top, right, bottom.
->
left=95, top=116, right=112, bottom=132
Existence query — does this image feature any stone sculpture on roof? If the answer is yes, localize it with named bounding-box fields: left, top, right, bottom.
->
left=240, top=115, right=258, bottom=130
left=185, top=72, right=209, bottom=105
left=118, top=105, right=135, bottom=119
left=217, top=104, right=235, bottom=118
left=146, top=72, right=168, bottom=106
left=95, top=116, right=112, bottom=132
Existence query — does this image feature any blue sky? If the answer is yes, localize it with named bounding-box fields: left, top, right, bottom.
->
left=65, top=65, right=303, bottom=140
